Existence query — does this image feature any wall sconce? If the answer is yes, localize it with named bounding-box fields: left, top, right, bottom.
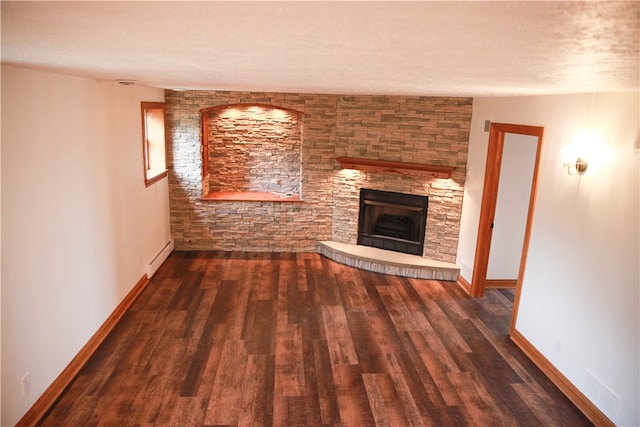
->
left=564, top=157, right=588, bottom=175
left=562, top=129, right=609, bottom=176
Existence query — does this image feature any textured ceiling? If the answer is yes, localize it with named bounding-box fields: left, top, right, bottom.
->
left=1, top=1, right=638, bottom=96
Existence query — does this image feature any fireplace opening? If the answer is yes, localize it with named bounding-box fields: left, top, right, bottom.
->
left=358, top=189, right=428, bottom=256
left=375, top=214, right=413, bottom=240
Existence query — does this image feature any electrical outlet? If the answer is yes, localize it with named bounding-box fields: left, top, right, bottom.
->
left=21, top=372, right=32, bottom=395
left=585, top=370, right=621, bottom=421
left=555, top=338, right=563, bottom=353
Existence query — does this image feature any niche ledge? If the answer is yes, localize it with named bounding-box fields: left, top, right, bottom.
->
left=335, top=157, right=455, bottom=179
left=201, top=191, right=303, bottom=202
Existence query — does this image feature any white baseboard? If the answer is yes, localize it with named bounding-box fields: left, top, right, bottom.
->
left=145, top=240, right=174, bottom=278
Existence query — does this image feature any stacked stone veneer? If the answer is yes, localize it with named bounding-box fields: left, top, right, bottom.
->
left=207, top=105, right=302, bottom=196
left=332, top=96, right=472, bottom=263
left=166, top=91, right=472, bottom=261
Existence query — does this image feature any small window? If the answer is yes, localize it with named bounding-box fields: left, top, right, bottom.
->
left=141, top=102, right=167, bottom=186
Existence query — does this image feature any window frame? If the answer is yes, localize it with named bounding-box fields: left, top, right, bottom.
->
left=141, top=101, right=168, bottom=187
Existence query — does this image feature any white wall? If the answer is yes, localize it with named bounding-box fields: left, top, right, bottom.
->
left=1, top=65, right=171, bottom=425
left=458, top=92, right=639, bottom=426
left=486, top=133, right=538, bottom=279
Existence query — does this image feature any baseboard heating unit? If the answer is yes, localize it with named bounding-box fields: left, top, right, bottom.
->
left=145, top=240, right=174, bottom=278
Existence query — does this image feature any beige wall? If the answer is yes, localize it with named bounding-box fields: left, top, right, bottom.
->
left=458, top=92, right=639, bottom=425
left=1, top=65, right=171, bottom=425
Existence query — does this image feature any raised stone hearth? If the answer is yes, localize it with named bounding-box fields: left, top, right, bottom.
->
left=317, top=241, right=460, bottom=281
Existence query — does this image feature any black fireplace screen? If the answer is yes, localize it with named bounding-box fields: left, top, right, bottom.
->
left=357, top=189, right=428, bottom=255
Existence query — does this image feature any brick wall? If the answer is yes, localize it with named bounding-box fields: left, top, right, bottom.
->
left=165, top=90, right=471, bottom=261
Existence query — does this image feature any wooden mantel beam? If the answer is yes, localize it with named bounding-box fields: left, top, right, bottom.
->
left=335, top=157, right=455, bottom=179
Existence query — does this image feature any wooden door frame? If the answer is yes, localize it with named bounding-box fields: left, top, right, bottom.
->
left=470, top=123, right=544, bottom=300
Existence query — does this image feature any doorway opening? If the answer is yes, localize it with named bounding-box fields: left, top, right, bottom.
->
left=470, top=123, right=544, bottom=325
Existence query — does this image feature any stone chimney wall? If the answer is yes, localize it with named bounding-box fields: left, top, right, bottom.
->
left=165, top=90, right=471, bottom=262
left=332, top=96, right=472, bottom=262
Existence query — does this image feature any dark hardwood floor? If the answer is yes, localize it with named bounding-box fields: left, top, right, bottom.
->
left=39, top=251, right=591, bottom=426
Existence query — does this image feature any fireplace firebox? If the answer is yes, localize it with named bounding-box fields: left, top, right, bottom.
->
left=357, top=189, right=428, bottom=255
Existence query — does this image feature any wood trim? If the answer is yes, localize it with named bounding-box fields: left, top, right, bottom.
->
left=456, top=275, right=472, bottom=294
left=16, top=274, right=151, bottom=427
left=510, top=329, right=615, bottom=427
left=484, top=279, right=517, bottom=288
left=141, top=102, right=167, bottom=187
left=201, top=110, right=209, bottom=179
left=335, top=157, right=455, bottom=179
left=141, top=102, right=166, bottom=109
left=200, top=191, right=304, bottom=202
left=144, top=170, right=168, bottom=187
left=470, top=124, right=505, bottom=296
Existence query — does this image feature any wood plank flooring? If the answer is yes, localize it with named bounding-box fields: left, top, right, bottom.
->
left=39, top=251, right=592, bottom=426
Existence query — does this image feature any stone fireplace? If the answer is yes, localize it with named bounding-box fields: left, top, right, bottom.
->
left=165, top=90, right=472, bottom=264
left=358, top=189, right=428, bottom=255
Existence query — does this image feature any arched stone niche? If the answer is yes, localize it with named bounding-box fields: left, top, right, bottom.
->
left=201, top=103, right=303, bottom=201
